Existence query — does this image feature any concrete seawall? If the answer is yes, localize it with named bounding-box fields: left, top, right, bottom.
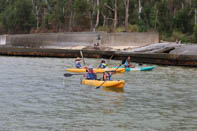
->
left=0, top=47, right=197, bottom=67
left=0, top=32, right=159, bottom=48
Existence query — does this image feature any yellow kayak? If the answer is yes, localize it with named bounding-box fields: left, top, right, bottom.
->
left=66, top=68, right=125, bottom=73
left=81, top=79, right=125, bottom=88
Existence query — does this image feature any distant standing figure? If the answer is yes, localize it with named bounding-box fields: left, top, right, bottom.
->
left=75, top=57, right=82, bottom=68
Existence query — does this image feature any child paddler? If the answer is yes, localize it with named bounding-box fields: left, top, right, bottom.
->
left=103, top=71, right=112, bottom=81
left=75, top=57, right=82, bottom=68
left=98, top=59, right=107, bottom=68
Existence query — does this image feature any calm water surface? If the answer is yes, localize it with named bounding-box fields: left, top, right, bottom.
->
left=0, top=56, right=197, bottom=131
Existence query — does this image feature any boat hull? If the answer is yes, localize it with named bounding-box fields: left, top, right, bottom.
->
left=126, top=66, right=155, bottom=71
left=113, top=66, right=155, bottom=71
left=81, top=79, right=125, bottom=88
left=66, top=68, right=125, bottom=73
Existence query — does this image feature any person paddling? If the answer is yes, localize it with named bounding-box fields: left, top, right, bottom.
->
left=103, top=71, right=112, bottom=81
left=85, top=65, right=97, bottom=80
left=75, top=57, right=82, bottom=68
left=98, top=59, right=107, bottom=68
left=124, top=56, right=135, bottom=68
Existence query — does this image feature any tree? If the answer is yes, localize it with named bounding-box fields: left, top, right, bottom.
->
left=122, top=0, right=130, bottom=31
left=2, top=0, right=35, bottom=33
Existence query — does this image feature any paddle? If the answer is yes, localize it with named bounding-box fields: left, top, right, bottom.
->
left=95, top=57, right=127, bottom=89
left=64, top=73, right=83, bottom=77
left=80, top=50, right=86, bottom=65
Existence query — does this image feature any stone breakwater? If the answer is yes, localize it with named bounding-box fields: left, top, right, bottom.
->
left=0, top=43, right=197, bottom=67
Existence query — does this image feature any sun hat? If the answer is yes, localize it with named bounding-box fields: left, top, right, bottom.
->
left=76, top=57, right=81, bottom=60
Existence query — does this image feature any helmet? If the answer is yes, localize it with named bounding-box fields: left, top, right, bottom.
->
left=88, top=65, right=93, bottom=69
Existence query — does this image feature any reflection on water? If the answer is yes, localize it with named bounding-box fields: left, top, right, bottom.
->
left=102, top=87, right=124, bottom=93
left=0, top=56, right=197, bottom=131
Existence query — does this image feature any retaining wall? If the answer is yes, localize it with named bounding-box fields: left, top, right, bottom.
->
left=0, top=32, right=159, bottom=48
left=0, top=35, right=7, bottom=45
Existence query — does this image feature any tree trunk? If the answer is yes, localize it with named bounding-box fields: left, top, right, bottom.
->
left=102, top=13, right=106, bottom=26
left=195, top=9, right=197, bottom=25
left=114, top=0, right=118, bottom=29
left=125, top=0, right=129, bottom=32
left=32, top=0, right=40, bottom=30
left=69, top=11, right=73, bottom=31
left=154, top=9, right=158, bottom=29
left=95, top=0, right=100, bottom=29
left=138, top=0, right=142, bottom=20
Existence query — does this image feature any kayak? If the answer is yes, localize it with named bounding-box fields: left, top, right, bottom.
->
left=113, top=66, right=155, bottom=71
left=81, top=79, right=125, bottom=88
left=125, top=66, right=155, bottom=71
left=66, top=68, right=125, bottom=73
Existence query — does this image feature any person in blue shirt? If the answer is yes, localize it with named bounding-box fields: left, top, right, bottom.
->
left=85, top=65, right=97, bottom=80
left=98, top=59, right=107, bottom=68
left=75, top=57, right=82, bottom=68
left=124, top=56, right=135, bottom=68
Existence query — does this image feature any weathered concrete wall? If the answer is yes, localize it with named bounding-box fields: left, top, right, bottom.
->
left=5, top=32, right=99, bottom=48
left=101, top=32, right=159, bottom=46
left=1, top=32, right=159, bottom=48
left=0, top=35, right=7, bottom=45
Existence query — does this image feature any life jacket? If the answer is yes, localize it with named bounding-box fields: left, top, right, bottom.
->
left=102, top=63, right=107, bottom=68
left=99, top=62, right=106, bottom=68
left=75, top=61, right=82, bottom=68
left=86, top=70, right=97, bottom=80
left=103, top=72, right=111, bottom=81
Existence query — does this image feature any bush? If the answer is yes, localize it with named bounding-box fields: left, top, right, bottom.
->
left=128, top=24, right=139, bottom=32
left=161, top=31, right=192, bottom=43
left=193, top=25, right=197, bottom=43
left=97, top=26, right=110, bottom=32
left=115, top=26, right=124, bottom=32
left=172, top=31, right=192, bottom=43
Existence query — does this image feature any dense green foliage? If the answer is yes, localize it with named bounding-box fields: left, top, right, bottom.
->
left=0, top=0, right=197, bottom=42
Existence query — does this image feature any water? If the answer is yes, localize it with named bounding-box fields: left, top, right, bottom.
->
left=0, top=56, right=197, bottom=131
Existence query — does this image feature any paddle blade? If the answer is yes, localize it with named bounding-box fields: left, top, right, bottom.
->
left=64, top=73, right=73, bottom=77
left=95, top=86, right=101, bottom=89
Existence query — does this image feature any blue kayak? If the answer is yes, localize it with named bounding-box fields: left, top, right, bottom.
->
left=113, top=66, right=155, bottom=71
left=125, top=66, right=155, bottom=71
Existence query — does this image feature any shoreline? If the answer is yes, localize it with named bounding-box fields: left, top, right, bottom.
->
left=0, top=45, right=197, bottom=67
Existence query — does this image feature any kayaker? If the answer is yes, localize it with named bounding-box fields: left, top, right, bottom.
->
left=98, top=59, right=107, bottom=68
left=103, top=71, right=112, bottom=81
left=75, top=57, right=82, bottom=68
left=85, top=65, right=97, bottom=80
left=124, top=56, right=135, bottom=68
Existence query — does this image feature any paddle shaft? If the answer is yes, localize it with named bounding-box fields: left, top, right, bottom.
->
left=80, top=50, right=86, bottom=65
